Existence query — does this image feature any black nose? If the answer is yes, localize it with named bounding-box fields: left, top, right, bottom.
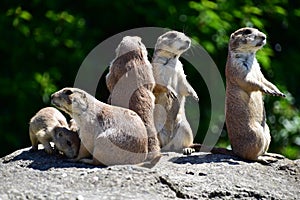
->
left=261, top=36, right=266, bottom=40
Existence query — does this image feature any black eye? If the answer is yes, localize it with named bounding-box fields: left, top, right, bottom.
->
left=64, top=89, right=73, bottom=96
left=56, top=130, right=63, bottom=137
left=166, top=33, right=177, bottom=39
left=243, top=29, right=252, bottom=35
left=67, top=141, right=72, bottom=147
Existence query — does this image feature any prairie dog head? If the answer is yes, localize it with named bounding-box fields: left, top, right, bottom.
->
left=115, top=36, right=148, bottom=58
left=229, top=27, right=266, bottom=53
left=154, top=31, right=191, bottom=57
left=51, top=87, right=91, bottom=116
left=53, top=127, right=80, bottom=158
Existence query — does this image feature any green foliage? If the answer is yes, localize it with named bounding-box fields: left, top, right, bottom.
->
left=34, top=72, right=57, bottom=103
left=0, top=0, right=299, bottom=159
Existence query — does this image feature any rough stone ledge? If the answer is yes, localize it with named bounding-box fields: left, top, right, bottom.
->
left=0, top=147, right=299, bottom=199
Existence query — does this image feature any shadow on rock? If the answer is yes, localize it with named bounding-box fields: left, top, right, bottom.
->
left=2, top=147, right=100, bottom=171
left=169, top=153, right=245, bottom=165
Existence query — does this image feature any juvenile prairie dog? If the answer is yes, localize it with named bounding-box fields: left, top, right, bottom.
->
left=51, top=87, right=152, bottom=166
left=225, top=27, right=285, bottom=161
left=152, top=31, right=198, bottom=152
left=106, top=36, right=160, bottom=160
left=29, top=107, right=80, bottom=158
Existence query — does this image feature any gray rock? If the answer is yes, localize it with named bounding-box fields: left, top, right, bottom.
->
left=0, top=146, right=299, bottom=199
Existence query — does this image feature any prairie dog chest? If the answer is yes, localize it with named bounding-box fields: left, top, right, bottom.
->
left=229, top=53, right=261, bottom=87
left=155, top=60, right=184, bottom=92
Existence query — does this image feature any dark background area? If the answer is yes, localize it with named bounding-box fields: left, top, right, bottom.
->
left=1, top=0, right=299, bottom=158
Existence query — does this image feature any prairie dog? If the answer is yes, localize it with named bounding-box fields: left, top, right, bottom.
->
left=29, top=107, right=80, bottom=158
left=225, top=27, right=285, bottom=161
left=51, top=87, right=151, bottom=166
left=106, top=36, right=160, bottom=160
left=53, top=127, right=80, bottom=158
left=152, top=31, right=198, bottom=152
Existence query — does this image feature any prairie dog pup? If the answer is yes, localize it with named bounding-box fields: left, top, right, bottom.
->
left=53, top=127, right=80, bottom=158
left=152, top=31, right=198, bottom=151
left=225, top=27, right=285, bottom=161
left=29, top=107, right=80, bottom=158
left=106, top=36, right=160, bottom=160
left=51, top=87, right=150, bottom=166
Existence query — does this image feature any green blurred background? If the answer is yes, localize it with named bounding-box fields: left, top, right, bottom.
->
left=1, top=0, right=299, bottom=159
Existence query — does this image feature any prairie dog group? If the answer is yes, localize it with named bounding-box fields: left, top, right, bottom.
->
left=51, top=87, right=149, bottom=166
left=106, top=36, right=160, bottom=160
left=29, top=107, right=80, bottom=158
left=30, top=27, right=286, bottom=167
left=152, top=31, right=198, bottom=151
left=225, top=27, right=285, bottom=161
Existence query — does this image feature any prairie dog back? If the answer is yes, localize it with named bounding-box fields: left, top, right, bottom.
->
left=106, top=36, right=161, bottom=160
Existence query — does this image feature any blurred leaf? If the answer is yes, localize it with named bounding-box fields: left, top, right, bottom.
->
left=20, top=10, right=32, bottom=21
left=274, top=6, right=287, bottom=15
left=34, top=72, right=57, bottom=103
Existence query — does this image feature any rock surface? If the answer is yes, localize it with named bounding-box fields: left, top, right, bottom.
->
left=0, top=146, right=299, bottom=199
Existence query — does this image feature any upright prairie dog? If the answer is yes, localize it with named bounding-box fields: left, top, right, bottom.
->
left=225, top=27, right=285, bottom=161
left=152, top=31, right=198, bottom=152
left=106, top=36, right=160, bottom=160
left=51, top=87, right=155, bottom=166
left=29, top=107, right=80, bottom=158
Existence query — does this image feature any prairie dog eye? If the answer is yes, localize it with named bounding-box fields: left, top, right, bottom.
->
left=243, top=29, right=252, bottom=35
left=64, top=89, right=73, bottom=96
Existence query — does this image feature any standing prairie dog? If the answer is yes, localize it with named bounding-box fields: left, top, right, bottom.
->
left=225, top=27, right=285, bottom=161
left=106, top=36, right=161, bottom=161
left=29, top=107, right=80, bottom=158
left=51, top=87, right=160, bottom=167
left=152, top=31, right=199, bottom=152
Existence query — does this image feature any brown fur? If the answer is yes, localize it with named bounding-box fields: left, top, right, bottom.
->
left=51, top=87, right=151, bottom=166
left=29, top=107, right=79, bottom=158
left=225, top=27, right=285, bottom=161
left=184, top=28, right=285, bottom=163
left=106, top=36, right=160, bottom=160
left=53, top=127, right=80, bottom=158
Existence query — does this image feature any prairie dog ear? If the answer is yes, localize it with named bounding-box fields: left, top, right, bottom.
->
left=230, top=33, right=235, bottom=40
